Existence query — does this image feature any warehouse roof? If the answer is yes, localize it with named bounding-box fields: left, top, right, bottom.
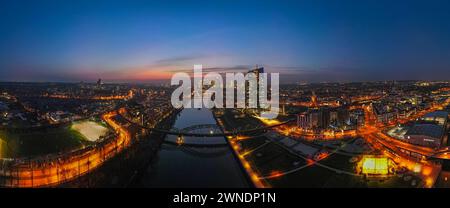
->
left=405, top=124, right=444, bottom=139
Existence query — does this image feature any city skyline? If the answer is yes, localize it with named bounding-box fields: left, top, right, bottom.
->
left=1, top=0, right=450, bottom=83
left=4, top=1, right=450, bottom=200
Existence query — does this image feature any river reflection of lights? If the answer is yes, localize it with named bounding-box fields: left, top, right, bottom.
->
left=176, top=135, right=184, bottom=145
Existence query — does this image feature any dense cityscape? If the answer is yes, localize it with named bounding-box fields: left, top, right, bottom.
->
left=2, top=4, right=450, bottom=203
left=0, top=72, right=449, bottom=188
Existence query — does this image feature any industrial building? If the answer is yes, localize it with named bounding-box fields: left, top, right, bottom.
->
left=405, top=124, right=445, bottom=148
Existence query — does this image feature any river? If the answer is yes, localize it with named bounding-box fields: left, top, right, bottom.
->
left=135, top=107, right=249, bottom=188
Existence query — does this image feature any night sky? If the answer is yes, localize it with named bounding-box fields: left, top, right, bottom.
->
left=1, top=0, right=450, bottom=82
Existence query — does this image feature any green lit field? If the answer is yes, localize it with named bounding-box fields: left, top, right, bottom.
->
left=71, top=121, right=109, bottom=142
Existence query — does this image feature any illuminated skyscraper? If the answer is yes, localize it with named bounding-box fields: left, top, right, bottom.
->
left=245, top=66, right=264, bottom=109
left=311, top=91, right=318, bottom=107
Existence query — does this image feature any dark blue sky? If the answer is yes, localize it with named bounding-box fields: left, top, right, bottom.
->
left=1, top=0, right=450, bottom=82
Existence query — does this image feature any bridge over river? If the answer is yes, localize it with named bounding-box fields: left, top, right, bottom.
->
left=123, top=116, right=295, bottom=138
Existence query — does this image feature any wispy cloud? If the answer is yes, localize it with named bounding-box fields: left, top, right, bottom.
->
left=153, top=54, right=209, bottom=65
left=0, top=62, right=375, bottom=84
left=168, top=65, right=251, bottom=74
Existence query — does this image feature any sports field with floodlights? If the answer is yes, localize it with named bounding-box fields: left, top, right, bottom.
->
left=71, top=121, right=109, bottom=142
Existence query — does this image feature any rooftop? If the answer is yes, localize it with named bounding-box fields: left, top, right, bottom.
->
left=424, top=111, right=448, bottom=119
left=405, top=124, right=444, bottom=139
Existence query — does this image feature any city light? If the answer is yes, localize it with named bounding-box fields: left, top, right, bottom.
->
left=1, top=0, right=450, bottom=195
left=361, top=156, right=389, bottom=175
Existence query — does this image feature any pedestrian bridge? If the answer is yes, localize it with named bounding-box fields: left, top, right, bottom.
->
left=145, top=119, right=294, bottom=137
left=117, top=108, right=294, bottom=137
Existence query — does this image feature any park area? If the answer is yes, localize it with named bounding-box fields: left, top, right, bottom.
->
left=0, top=127, right=85, bottom=158
left=0, top=120, right=109, bottom=158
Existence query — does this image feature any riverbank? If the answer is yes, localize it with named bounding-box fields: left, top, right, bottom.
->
left=213, top=110, right=267, bottom=188
left=133, top=108, right=249, bottom=188
left=62, top=110, right=178, bottom=187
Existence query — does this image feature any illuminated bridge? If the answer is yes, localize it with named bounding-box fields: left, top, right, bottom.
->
left=125, top=117, right=295, bottom=137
